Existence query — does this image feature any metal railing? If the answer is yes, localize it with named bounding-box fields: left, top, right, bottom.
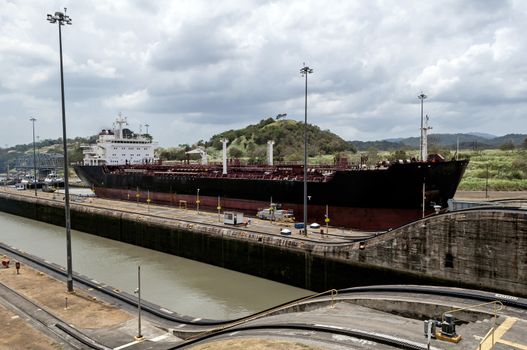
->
left=441, top=300, right=503, bottom=350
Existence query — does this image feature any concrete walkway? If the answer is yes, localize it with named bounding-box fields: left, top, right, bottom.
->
left=2, top=185, right=376, bottom=243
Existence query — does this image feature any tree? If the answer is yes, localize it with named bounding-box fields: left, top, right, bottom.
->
left=391, top=150, right=407, bottom=161
left=523, top=138, right=527, bottom=150
left=500, top=141, right=515, bottom=151
left=366, top=147, right=379, bottom=164
left=228, top=147, right=243, bottom=159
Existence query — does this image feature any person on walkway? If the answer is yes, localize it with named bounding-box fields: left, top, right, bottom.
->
left=1, top=255, right=10, bottom=268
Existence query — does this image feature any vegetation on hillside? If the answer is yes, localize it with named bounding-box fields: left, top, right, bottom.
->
left=157, top=118, right=356, bottom=163
left=207, top=118, right=356, bottom=162
left=457, top=149, right=527, bottom=191
left=0, top=136, right=93, bottom=175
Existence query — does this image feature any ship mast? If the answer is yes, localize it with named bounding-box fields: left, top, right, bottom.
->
left=417, top=93, right=427, bottom=161
left=115, top=113, right=128, bottom=139
left=422, top=115, right=432, bottom=161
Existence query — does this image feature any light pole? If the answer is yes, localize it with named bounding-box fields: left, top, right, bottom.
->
left=300, top=64, right=313, bottom=235
left=47, top=9, right=73, bottom=293
left=30, top=117, right=37, bottom=196
left=418, top=93, right=427, bottom=162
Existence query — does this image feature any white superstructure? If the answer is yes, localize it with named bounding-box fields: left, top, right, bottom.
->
left=81, top=114, right=158, bottom=166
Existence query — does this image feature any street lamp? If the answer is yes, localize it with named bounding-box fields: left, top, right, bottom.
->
left=30, top=117, right=37, bottom=197
left=47, top=8, right=73, bottom=293
left=418, top=92, right=427, bottom=162
left=300, top=64, right=313, bottom=235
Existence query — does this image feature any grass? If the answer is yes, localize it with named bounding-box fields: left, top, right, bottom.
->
left=458, top=149, right=527, bottom=191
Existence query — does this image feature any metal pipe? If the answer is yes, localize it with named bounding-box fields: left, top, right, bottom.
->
left=221, top=139, right=228, bottom=174
left=267, top=140, right=274, bottom=166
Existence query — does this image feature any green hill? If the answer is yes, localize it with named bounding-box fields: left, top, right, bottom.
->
left=206, top=118, right=356, bottom=162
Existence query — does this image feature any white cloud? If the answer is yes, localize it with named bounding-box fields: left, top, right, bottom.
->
left=0, top=0, right=526, bottom=147
left=103, top=89, right=149, bottom=110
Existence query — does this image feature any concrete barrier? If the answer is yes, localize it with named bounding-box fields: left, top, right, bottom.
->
left=0, top=192, right=525, bottom=296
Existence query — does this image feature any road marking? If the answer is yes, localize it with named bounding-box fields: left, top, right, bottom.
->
left=480, top=317, right=526, bottom=350
left=494, top=317, right=517, bottom=340
left=498, top=339, right=527, bottom=350
left=113, top=340, right=142, bottom=350
left=150, top=333, right=171, bottom=342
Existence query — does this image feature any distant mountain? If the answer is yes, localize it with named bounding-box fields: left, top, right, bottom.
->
left=349, top=140, right=410, bottom=151
left=350, top=133, right=527, bottom=151
left=467, top=132, right=497, bottom=139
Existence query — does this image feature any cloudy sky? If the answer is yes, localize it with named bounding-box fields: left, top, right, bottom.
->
left=1, top=0, right=526, bottom=147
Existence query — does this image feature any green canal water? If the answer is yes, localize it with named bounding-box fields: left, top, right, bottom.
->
left=0, top=211, right=311, bottom=319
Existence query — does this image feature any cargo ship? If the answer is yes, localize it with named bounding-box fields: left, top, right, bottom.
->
left=74, top=115, right=468, bottom=230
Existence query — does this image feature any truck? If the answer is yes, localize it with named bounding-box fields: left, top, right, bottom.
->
left=256, top=205, right=294, bottom=222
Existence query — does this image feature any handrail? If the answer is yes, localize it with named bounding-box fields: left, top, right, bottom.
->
left=442, top=300, right=503, bottom=323
left=441, top=300, right=503, bottom=350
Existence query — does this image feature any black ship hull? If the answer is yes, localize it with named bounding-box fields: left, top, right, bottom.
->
left=74, top=159, right=468, bottom=230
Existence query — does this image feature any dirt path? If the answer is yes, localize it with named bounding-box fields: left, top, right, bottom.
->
left=0, top=302, right=64, bottom=350
left=0, top=258, right=133, bottom=349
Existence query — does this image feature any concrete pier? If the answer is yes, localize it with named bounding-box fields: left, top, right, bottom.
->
left=0, top=187, right=525, bottom=297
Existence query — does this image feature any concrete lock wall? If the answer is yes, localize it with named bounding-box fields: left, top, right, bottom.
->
left=343, top=210, right=527, bottom=297
left=0, top=192, right=525, bottom=296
